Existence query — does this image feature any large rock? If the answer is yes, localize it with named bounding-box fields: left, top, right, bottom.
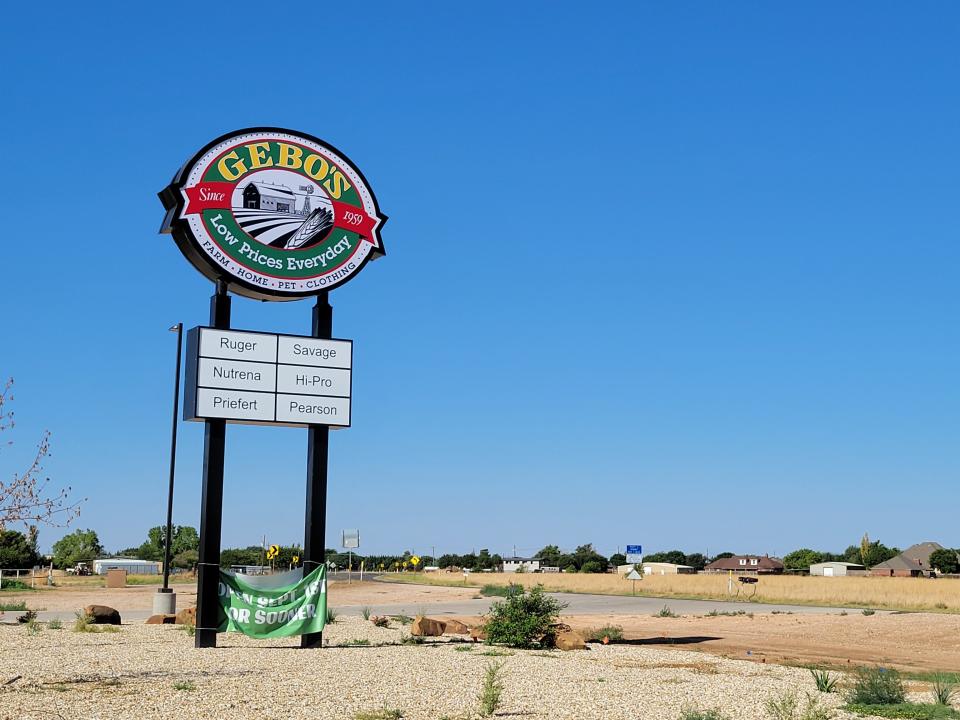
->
left=174, top=607, right=197, bottom=625
left=554, top=630, right=586, bottom=651
left=443, top=619, right=470, bottom=635
left=82, top=605, right=121, bottom=625
left=410, top=617, right=446, bottom=637
left=145, top=614, right=176, bottom=625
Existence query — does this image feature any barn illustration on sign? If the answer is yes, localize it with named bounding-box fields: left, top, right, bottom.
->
left=232, top=171, right=335, bottom=251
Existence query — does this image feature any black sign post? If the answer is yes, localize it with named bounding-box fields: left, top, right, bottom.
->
left=195, top=280, right=231, bottom=648
left=301, top=292, right=332, bottom=648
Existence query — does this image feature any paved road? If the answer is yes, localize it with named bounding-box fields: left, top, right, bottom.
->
left=26, top=581, right=862, bottom=623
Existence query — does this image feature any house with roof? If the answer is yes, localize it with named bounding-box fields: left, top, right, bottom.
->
left=703, top=554, right=784, bottom=574
left=501, top=557, right=541, bottom=573
left=870, top=541, right=943, bottom=577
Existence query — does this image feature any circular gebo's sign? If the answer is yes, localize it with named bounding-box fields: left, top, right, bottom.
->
left=160, top=128, right=387, bottom=300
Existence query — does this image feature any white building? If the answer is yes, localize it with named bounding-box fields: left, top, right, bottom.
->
left=501, top=557, right=541, bottom=573
left=93, top=558, right=161, bottom=575
left=809, top=561, right=866, bottom=577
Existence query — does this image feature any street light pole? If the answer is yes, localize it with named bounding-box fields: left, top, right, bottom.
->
left=154, top=323, right=183, bottom=617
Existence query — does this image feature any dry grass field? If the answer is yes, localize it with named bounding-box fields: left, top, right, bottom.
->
left=389, top=572, right=960, bottom=612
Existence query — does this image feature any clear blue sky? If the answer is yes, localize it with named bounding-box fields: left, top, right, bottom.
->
left=2, top=4, right=957, bottom=559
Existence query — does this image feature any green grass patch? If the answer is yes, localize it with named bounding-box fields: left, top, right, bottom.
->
left=354, top=708, right=403, bottom=720
left=584, top=625, right=624, bottom=642
left=173, top=681, right=196, bottom=691
left=477, top=649, right=513, bottom=657
left=0, top=600, right=28, bottom=611
left=479, top=584, right=517, bottom=597
left=454, top=645, right=474, bottom=652
left=845, top=704, right=960, bottom=719
left=0, top=580, right=35, bottom=592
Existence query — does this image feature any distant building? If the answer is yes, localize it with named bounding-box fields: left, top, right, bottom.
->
left=639, top=562, right=695, bottom=576
left=870, top=542, right=943, bottom=577
left=92, top=558, right=160, bottom=575
left=501, top=557, right=541, bottom=573
left=810, top=561, right=866, bottom=577
left=703, top=555, right=784, bottom=574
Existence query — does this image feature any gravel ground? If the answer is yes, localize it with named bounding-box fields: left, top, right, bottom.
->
left=0, top=617, right=925, bottom=720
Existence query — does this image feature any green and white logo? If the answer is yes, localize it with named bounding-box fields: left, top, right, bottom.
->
left=160, top=128, right=386, bottom=301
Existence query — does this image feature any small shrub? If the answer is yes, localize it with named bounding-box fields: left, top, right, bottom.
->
left=371, top=615, right=389, bottom=627
left=399, top=633, right=423, bottom=645
left=182, top=623, right=196, bottom=637
left=340, top=638, right=371, bottom=646
left=766, top=690, right=832, bottom=720
left=811, top=668, right=838, bottom=693
left=326, top=607, right=337, bottom=624
left=680, top=709, right=729, bottom=720
left=0, top=580, right=31, bottom=592
left=26, top=618, right=42, bottom=635
left=478, top=661, right=504, bottom=717
left=657, top=605, right=678, bottom=618
left=932, top=675, right=956, bottom=706
left=173, top=681, right=196, bottom=691
left=48, top=618, right=62, bottom=630
left=17, top=609, right=38, bottom=624
left=847, top=667, right=906, bottom=706
left=483, top=584, right=565, bottom=649
left=390, top=614, right=413, bottom=625
left=361, top=606, right=372, bottom=621
left=863, top=609, right=876, bottom=616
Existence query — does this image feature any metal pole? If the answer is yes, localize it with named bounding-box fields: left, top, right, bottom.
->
left=162, top=323, right=183, bottom=592
left=195, top=281, right=231, bottom=648
left=301, top=292, right=332, bottom=649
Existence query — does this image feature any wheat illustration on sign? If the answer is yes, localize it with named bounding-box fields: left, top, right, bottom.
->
left=267, top=544, right=280, bottom=560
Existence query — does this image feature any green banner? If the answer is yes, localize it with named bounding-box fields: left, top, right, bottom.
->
left=218, top=565, right=327, bottom=639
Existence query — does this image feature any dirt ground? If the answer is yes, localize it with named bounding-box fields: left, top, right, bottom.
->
left=4, top=579, right=958, bottom=672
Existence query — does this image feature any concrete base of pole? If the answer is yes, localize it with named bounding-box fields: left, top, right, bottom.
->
left=153, top=589, right=176, bottom=615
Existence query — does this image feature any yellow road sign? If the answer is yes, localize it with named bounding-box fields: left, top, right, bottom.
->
left=292, top=555, right=299, bottom=564
left=267, top=544, right=280, bottom=560
left=410, top=555, right=421, bottom=567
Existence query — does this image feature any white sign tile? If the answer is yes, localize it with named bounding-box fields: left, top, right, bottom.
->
left=196, top=388, right=275, bottom=422
left=276, top=365, right=350, bottom=397
left=276, top=394, right=350, bottom=427
left=198, top=357, right=277, bottom=393
left=199, top=328, right=278, bottom=363
left=277, top=336, right=351, bottom=369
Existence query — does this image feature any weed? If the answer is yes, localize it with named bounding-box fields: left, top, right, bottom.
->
left=811, top=668, right=839, bottom=693
left=173, top=681, right=196, bottom=691
left=478, top=661, right=504, bottom=717
left=353, top=709, right=403, bottom=720
left=480, top=584, right=519, bottom=598
left=935, top=603, right=948, bottom=610
left=584, top=625, right=624, bottom=643
left=846, top=667, right=906, bottom=706
left=361, top=606, right=372, bottom=621
left=839, top=611, right=848, bottom=616
left=657, top=605, right=678, bottom=618
left=478, top=649, right=514, bottom=657
left=0, top=580, right=32, bottom=592
left=326, top=607, right=337, bottom=623
left=73, top=609, right=95, bottom=633
left=483, top=584, right=565, bottom=649
left=863, top=609, right=876, bottom=616
left=372, top=615, right=389, bottom=627
left=50, top=684, right=69, bottom=692
left=454, top=645, right=474, bottom=652
left=766, top=690, right=832, bottom=720
left=0, top=601, right=28, bottom=612
left=340, top=638, right=371, bottom=647
left=845, top=704, right=960, bottom=719
left=680, top=709, right=729, bottom=720
left=47, top=618, right=62, bottom=630
left=182, top=623, right=196, bottom=637
left=399, top=633, right=423, bottom=645
left=390, top=614, right=413, bottom=625
left=17, top=609, right=38, bottom=624
left=932, top=674, right=956, bottom=706
left=26, top=618, right=42, bottom=635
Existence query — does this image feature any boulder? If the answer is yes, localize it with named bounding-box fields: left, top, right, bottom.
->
left=554, top=630, right=586, bottom=651
left=145, top=614, right=176, bottom=625
left=469, top=625, right=488, bottom=642
left=174, top=607, right=197, bottom=625
left=443, top=619, right=470, bottom=635
left=410, top=616, right=446, bottom=637
left=82, top=605, right=121, bottom=625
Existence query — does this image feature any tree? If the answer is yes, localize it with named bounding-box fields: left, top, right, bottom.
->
left=172, top=549, right=198, bottom=570
left=0, top=379, right=83, bottom=529
left=783, top=548, right=824, bottom=571
left=710, top=552, right=735, bottom=562
left=536, top=545, right=562, bottom=567
left=137, top=525, right=200, bottom=561
left=609, top=552, right=626, bottom=567
left=860, top=533, right=871, bottom=566
left=643, top=550, right=687, bottom=565
left=0, top=529, right=39, bottom=568
left=858, top=540, right=898, bottom=568
left=684, top=553, right=708, bottom=571
left=929, top=548, right=959, bottom=575
left=52, top=528, right=102, bottom=568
